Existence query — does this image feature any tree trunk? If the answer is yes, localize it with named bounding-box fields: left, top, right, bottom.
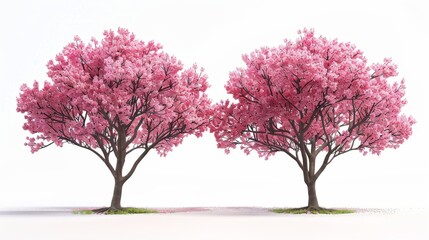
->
left=110, top=179, right=124, bottom=210
left=306, top=181, right=319, bottom=209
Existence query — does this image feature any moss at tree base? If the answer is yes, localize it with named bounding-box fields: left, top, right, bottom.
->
left=73, top=207, right=158, bottom=215
left=272, top=207, right=354, bottom=214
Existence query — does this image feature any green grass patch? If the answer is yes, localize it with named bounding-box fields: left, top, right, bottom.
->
left=73, top=209, right=94, bottom=215
left=272, top=208, right=354, bottom=214
left=73, top=207, right=158, bottom=215
left=106, top=208, right=158, bottom=214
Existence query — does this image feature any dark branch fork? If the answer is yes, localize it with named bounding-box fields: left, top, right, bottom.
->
left=35, top=63, right=205, bottom=184
left=232, top=66, right=393, bottom=186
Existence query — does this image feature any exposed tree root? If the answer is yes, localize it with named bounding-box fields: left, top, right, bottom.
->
left=293, top=206, right=324, bottom=211
left=92, top=207, right=118, bottom=214
left=289, top=206, right=334, bottom=214
left=88, top=207, right=158, bottom=214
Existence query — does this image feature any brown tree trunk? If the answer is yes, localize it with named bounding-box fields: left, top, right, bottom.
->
left=306, top=181, right=319, bottom=209
left=109, top=127, right=128, bottom=210
left=110, top=179, right=124, bottom=210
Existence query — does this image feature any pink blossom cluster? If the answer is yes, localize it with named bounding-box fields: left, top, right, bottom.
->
left=17, top=28, right=211, bottom=155
left=210, top=29, right=415, bottom=159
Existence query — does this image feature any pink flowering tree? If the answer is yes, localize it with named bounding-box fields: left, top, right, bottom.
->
left=210, top=29, right=415, bottom=211
left=17, top=28, right=211, bottom=211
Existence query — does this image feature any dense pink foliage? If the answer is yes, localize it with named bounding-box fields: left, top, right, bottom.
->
left=17, top=28, right=211, bottom=156
left=211, top=29, right=414, bottom=161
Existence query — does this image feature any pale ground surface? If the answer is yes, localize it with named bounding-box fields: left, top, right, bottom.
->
left=0, top=207, right=428, bottom=240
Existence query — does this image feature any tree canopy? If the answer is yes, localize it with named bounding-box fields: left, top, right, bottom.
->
left=17, top=28, right=212, bottom=210
left=209, top=29, right=414, bottom=209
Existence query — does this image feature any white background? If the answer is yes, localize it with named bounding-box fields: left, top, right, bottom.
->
left=0, top=0, right=427, bottom=209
